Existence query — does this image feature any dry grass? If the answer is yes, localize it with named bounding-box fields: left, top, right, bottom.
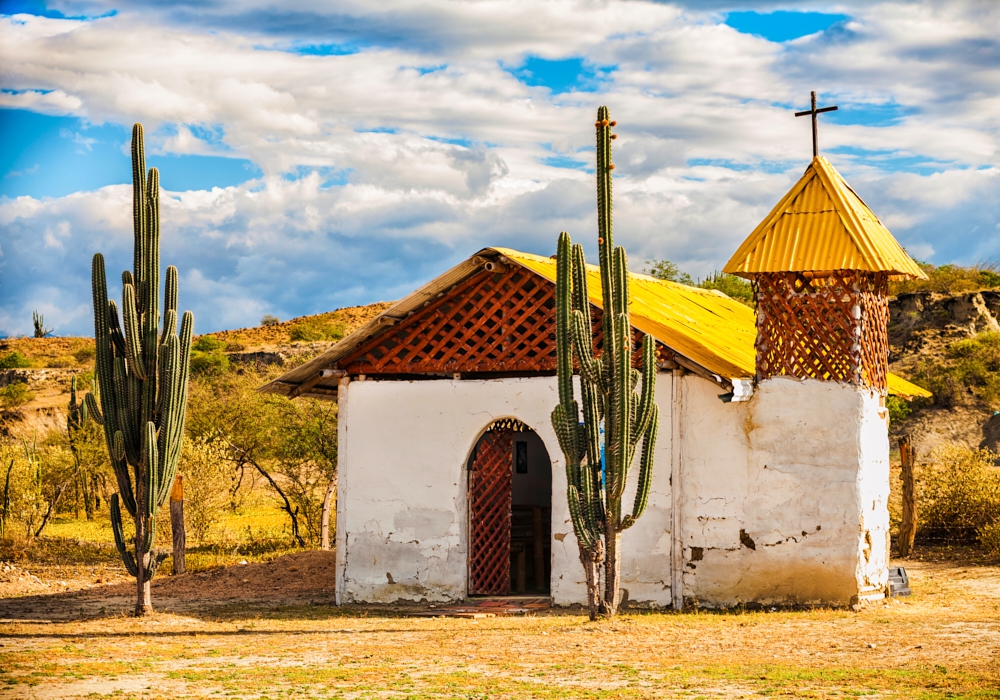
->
left=0, top=553, right=998, bottom=698
left=0, top=337, right=94, bottom=369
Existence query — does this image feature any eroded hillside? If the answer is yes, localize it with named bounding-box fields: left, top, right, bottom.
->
left=888, top=290, right=1000, bottom=456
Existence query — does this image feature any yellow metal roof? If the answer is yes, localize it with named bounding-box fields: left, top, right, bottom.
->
left=724, top=157, right=927, bottom=280
left=497, top=247, right=931, bottom=400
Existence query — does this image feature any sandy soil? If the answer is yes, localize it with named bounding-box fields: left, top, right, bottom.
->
left=0, top=553, right=998, bottom=698
left=0, top=550, right=336, bottom=619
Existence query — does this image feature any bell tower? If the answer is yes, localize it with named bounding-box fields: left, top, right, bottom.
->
left=724, top=155, right=926, bottom=392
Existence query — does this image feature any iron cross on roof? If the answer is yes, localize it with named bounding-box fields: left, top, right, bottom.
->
left=795, top=91, right=838, bottom=157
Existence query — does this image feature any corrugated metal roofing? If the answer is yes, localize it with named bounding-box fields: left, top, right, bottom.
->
left=498, top=248, right=757, bottom=382
left=724, top=156, right=927, bottom=280
left=260, top=246, right=931, bottom=401
left=497, top=248, right=930, bottom=399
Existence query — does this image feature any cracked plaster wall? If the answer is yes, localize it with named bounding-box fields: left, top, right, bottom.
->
left=335, top=375, right=676, bottom=606
left=335, top=372, right=888, bottom=608
left=680, top=375, right=890, bottom=607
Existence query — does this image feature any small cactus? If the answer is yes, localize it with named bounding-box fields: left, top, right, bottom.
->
left=551, top=106, right=658, bottom=619
left=32, top=310, right=52, bottom=338
left=88, top=123, right=193, bottom=616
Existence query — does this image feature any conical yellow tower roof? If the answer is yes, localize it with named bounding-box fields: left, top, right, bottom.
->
left=724, top=156, right=927, bottom=280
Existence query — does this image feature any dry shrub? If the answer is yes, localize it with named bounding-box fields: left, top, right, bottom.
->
left=979, top=520, right=1000, bottom=556
left=0, top=442, right=45, bottom=540
left=181, top=436, right=232, bottom=544
left=48, top=355, right=77, bottom=368
left=917, top=444, right=1000, bottom=544
left=288, top=316, right=345, bottom=342
left=890, top=260, right=1000, bottom=296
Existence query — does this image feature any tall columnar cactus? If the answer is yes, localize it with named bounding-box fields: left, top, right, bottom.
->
left=87, top=123, right=194, bottom=616
left=551, top=106, right=658, bottom=619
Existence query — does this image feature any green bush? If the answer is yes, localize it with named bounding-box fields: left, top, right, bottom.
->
left=0, top=383, right=34, bottom=410
left=886, top=395, right=912, bottom=424
left=0, top=351, right=32, bottom=369
left=643, top=258, right=693, bottom=285
left=288, top=317, right=346, bottom=342
left=917, top=445, right=1000, bottom=544
left=698, top=271, right=754, bottom=305
left=190, top=350, right=230, bottom=375
left=193, top=336, right=227, bottom=353
left=261, top=314, right=281, bottom=327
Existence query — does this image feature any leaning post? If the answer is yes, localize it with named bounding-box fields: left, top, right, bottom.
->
left=898, top=435, right=917, bottom=558
left=170, top=475, right=186, bottom=575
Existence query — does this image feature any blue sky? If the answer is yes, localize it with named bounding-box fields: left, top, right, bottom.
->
left=1, top=1, right=998, bottom=336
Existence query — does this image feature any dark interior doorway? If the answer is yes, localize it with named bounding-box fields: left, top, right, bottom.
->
left=468, top=420, right=551, bottom=596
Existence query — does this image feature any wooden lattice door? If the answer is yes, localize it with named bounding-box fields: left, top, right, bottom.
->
left=469, top=428, right=514, bottom=595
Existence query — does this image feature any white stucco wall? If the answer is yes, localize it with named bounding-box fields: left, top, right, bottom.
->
left=336, top=372, right=889, bottom=608
left=679, top=375, right=890, bottom=607
left=335, top=375, right=676, bottom=606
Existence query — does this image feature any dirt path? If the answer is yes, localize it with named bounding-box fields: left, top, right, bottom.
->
left=0, top=556, right=998, bottom=698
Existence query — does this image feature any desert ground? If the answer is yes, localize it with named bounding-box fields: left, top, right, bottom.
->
left=1, top=548, right=998, bottom=699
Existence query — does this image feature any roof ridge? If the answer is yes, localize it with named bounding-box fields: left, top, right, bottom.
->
left=811, top=157, right=884, bottom=269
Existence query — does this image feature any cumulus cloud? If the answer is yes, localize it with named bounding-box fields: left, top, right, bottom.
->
left=0, top=1, right=998, bottom=335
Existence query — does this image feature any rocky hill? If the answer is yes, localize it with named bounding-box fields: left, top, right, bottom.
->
left=888, top=290, right=1000, bottom=457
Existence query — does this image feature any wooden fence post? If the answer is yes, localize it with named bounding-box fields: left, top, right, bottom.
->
left=898, top=435, right=917, bottom=558
left=170, top=474, right=186, bottom=574
left=320, top=476, right=337, bottom=551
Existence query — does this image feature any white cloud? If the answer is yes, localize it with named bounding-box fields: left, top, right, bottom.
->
left=0, top=1, right=998, bottom=335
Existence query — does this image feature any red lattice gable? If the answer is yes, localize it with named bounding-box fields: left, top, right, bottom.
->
left=339, top=266, right=651, bottom=375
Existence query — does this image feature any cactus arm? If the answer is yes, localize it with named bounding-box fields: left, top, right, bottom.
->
left=164, top=265, right=178, bottom=316
left=568, top=485, right=598, bottom=551
left=622, top=405, right=658, bottom=530
left=160, top=309, right=176, bottom=350
left=155, top=336, right=181, bottom=508
left=111, top=494, right=138, bottom=577
left=551, top=404, right=579, bottom=465
left=143, top=421, right=158, bottom=518
left=122, top=284, right=147, bottom=381
left=92, top=255, right=117, bottom=434
left=106, top=300, right=127, bottom=359
left=85, top=392, right=104, bottom=426
left=554, top=232, right=575, bottom=411
left=632, top=335, right=657, bottom=448
left=166, top=310, right=194, bottom=478
left=569, top=242, right=604, bottom=478
left=131, top=124, right=146, bottom=286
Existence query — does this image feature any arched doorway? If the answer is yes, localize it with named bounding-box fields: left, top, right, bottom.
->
left=467, top=419, right=552, bottom=596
